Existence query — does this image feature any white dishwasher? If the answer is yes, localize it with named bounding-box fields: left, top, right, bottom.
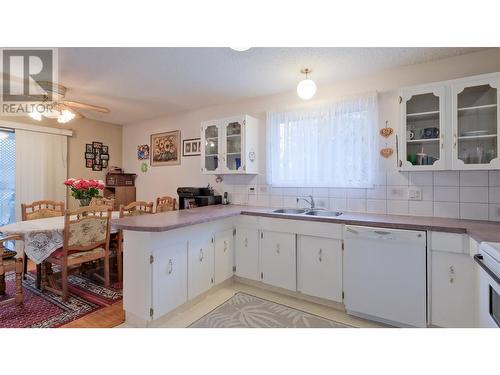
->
left=343, top=225, right=427, bottom=327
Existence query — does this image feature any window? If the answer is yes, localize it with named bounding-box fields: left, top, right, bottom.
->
left=0, top=129, right=15, bottom=226
left=266, top=93, right=378, bottom=188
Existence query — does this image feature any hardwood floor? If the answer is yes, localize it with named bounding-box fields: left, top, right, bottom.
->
left=61, top=300, right=125, bottom=328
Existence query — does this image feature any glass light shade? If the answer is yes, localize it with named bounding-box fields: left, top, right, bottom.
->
left=57, top=109, right=76, bottom=124
left=29, top=111, right=42, bottom=121
left=297, top=78, right=317, bottom=100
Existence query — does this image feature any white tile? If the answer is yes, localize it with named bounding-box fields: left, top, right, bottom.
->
left=387, top=186, right=408, bottom=200
left=387, top=200, right=409, bottom=215
left=329, top=198, right=347, bottom=211
left=312, top=187, right=329, bottom=197
left=366, top=186, right=386, bottom=200
left=433, top=202, right=460, bottom=219
left=459, top=186, right=488, bottom=203
left=409, top=172, right=433, bottom=186
left=409, top=201, right=433, bottom=217
left=297, top=187, right=313, bottom=196
left=387, top=171, right=409, bottom=186
left=372, top=170, right=387, bottom=186
left=269, top=195, right=283, bottom=208
left=328, top=188, right=348, bottom=198
left=460, top=171, right=488, bottom=187
left=433, top=171, right=459, bottom=186
left=314, top=197, right=329, bottom=209
left=347, top=188, right=366, bottom=199
left=418, top=186, right=433, bottom=201
left=489, top=171, right=500, bottom=187
left=282, top=187, right=298, bottom=197
left=283, top=196, right=298, bottom=208
left=366, top=199, right=387, bottom=214
left=347, top=198, right=366, bottom=212
left=489, top=204, right=500, bottom=221
left=433, top=186, right=459, bottom=202
left=256, top=194, right=270, bottom=207
left=269, top=187, right=283, bottom=196
left=247, top=194, right=257, bottom=206
left=489, top=187, right=500, bottom=204
left=460, top=203, right=489, bottom=220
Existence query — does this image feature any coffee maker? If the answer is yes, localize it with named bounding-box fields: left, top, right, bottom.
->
left=177, top=186, right=222, bottom=209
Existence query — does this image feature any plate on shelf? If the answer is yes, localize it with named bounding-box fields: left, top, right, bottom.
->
left=461, top=130, right=489, bottom=137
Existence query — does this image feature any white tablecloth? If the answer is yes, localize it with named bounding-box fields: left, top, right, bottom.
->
left=0, top=212, right=120, bottom=264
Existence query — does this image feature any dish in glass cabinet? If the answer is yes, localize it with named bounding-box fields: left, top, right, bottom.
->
left=461, top=130, right=489, bottom=137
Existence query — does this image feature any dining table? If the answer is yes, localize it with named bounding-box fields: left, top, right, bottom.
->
left=0, top=211, right=120, bottom=289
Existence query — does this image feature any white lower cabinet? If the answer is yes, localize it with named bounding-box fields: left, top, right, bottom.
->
left=188, top=234, right=214, bottom=300
left=152, top=240, right=188, bottom=318
left=214, top=229, right=234, bottom=285
left=234, top=226, right=260, bottom=281
left=259, top=230, right=296, bottom=291
left=431, top=250, right=475, bottom=327
left=297, top=235, right=343, bottom=302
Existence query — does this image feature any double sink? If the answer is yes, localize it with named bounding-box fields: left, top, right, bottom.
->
left=273, top=208, right=342, bottom=217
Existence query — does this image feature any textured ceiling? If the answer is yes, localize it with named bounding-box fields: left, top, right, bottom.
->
left=58, top=47, right=485, bottom=125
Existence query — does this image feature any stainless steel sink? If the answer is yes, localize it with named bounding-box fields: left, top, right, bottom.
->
left=273, top=208, right=307, bottom=214
left=304, top=210, right=342, bottom=217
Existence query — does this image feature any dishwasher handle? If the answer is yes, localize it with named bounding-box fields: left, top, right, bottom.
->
left=346, top=226, right=394, bottom=240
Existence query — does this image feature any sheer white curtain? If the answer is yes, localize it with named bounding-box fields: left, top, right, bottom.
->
left=15, top=129, right=68, bottom=220
left=266, top=93, right=378, bottom=188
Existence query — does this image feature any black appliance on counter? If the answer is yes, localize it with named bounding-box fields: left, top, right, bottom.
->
left=177, top=186, right=222, bottom=209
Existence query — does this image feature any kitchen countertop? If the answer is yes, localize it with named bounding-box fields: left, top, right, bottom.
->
left=111, top=204, right=500, bottom=243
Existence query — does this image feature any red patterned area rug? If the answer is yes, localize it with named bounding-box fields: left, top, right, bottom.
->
left=0, top=272, right=122, bottom=328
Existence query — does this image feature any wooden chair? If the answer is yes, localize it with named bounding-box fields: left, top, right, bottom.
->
left=116, top=201, right=153, bottom=282
left=21, top=200, right=65, bottom=287
left=0, top=235, right=24, bottom=306
left=155, top=196, right=176, bottom=213
left=41, top=205, right=112, bottom=302
left=90, top=197, right=115, bottom=209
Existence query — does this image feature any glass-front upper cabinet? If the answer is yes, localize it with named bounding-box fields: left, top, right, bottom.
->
left=399, top=85, right=446, bottom=171
left=224, top=120, right=243, bottom=172
left=202, top=123, right=220, bottom=173
left=452, top=77, right=500, bottom=169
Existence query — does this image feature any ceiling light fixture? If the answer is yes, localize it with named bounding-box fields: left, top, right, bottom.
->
left=230, top=47, right=251, bottom=52
left=296, top=68, right=317, bottom=100
left=29, top=107, right=76, bottom=123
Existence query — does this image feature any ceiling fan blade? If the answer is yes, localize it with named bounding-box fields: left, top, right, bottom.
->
left=61, top=100, right=110, bottom=113
left=57, top=103, right=84, bottom=119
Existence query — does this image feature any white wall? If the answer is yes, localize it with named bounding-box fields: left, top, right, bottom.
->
left=123, top=48, right=500, bottom=221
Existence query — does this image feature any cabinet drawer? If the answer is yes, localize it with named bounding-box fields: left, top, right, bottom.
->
left=431, top=231, right=469, bottom=254
left=259, top=217, right=342, bottom=239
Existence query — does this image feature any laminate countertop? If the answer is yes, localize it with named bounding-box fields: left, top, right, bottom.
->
left=111, top=204, right=500, bottom=243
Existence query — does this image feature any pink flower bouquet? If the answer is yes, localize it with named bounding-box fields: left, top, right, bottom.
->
left=64, top=178, right=105, bottom=206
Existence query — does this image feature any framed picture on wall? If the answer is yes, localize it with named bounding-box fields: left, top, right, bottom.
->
left=86, top=159, right=93, bottom=168
left=92, top=141, right=102, bottom=149
left=183, top=138, right=201, bottom=156
left=150, top=130, right=181, bottom=166
left=102, top=145, right=109, bottom=154
left=92, top=163, right=102, bottom=171
left=86, top=144, right=93, bottom=153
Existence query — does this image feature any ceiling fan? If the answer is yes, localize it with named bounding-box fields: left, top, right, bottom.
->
left=28, top=81, right=110, bottom=123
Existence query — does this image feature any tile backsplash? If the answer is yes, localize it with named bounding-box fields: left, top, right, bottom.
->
left=217, top=170, right=500, bottom=221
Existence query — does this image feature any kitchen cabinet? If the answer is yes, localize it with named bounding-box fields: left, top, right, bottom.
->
left=430, top=250, right=475, bottom=327
left=201, top=115, right=259, bottom=174
left=214, top=229, right=234, bottom=285
left=297, top=235, right=343, bottom=302
left=451, top=75, right=500, bottom=169
left=259, top=230, right=296, bottom=291
left=188, top=234, right=214, bottom=300
left=399, top=72, right=500, bottom=171
left=234, top=226, right=260, bottom=281
left=152, top=240, right=188, bottom=318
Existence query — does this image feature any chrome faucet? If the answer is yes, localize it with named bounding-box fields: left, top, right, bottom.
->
left=297, top=195, right=315, bottom=210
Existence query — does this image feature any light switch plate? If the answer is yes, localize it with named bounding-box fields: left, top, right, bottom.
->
left=248, top=185, right=256, bottom=195
left=408, top=187, right=423, bottom=201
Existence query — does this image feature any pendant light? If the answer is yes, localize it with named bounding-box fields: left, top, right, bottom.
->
left=296, top=68, right=317, bottom=100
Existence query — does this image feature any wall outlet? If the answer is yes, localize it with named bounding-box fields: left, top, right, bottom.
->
left=248, top=185, right=257, bottom=195
left=408, top=187, right=423, bottom=201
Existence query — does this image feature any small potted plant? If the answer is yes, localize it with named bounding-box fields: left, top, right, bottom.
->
left=64, top=178, right=105, bottom=206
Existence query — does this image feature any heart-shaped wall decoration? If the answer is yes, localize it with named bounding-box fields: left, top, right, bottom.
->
left=380, top=148, right=394, bottom=158
left=379, top=127, right=394, bottom=138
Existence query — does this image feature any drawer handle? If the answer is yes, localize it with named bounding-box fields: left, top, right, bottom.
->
left=167, top=259, right=173, bottom=274
left=449, top=265, right=454, bottom=283
left=223, top=240, right=228, bottom=252
left=276, top=243, right=280, bottom=254
left=244, top=238, right=248, bottom=247
left=319, top=248, right=322, bottom=262
left=199, top=248, right=204, bottom=262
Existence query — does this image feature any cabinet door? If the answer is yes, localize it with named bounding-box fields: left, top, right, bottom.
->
left=259, top=231, right=296, bottom=291
left=431, top=251, right=475, bottom=327
left=235, top=226, right=259, bottom=281
left=297, top=235, right=342, bottom=302
left=451, top=76, right=500, bottom=170
left=188, top=234, right=214, bottom=300
left=399, top=85, right=446, bottom=171
left=214, top=229, right=234, bottom=285
left=201, top=122, right=222, bottom=174
left=222, top=117, right=245, bottom=174
left=152, top=240, right=188, bottom=318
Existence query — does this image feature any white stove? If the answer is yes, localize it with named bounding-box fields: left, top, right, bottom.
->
left=476, top=242, right=500, bottom=328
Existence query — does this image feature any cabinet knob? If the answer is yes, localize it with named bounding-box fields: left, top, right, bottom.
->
left=199, top=248, right=204, bottom=262
left=167, top=259, right=173, bottom=274
left=276, top=243, right=280, bottom=254
left=319, top=248, right=323, bottom=262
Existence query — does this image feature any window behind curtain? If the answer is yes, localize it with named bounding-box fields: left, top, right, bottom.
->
left=266, top=94, right=378, bottom=188
left=0, top=129, right=15, bottom=226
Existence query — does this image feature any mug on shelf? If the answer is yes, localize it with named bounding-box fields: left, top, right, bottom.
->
left=423, top=127, right=439, bottom=139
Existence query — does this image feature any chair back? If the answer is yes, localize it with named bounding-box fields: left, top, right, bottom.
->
left=119, top=201, right=154, bottom=218
left=156, top=196, right=176, bottom=213
left=64, top=206, right=112, bottom=254
left=0, top=235, right=21, bottom=268
left=90, top=197, right=115, bottom=209
left=21, top=200, right=64, bottom=221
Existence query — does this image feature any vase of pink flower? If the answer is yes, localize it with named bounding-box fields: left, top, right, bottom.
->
left=63, top=178, right=105, bottom=207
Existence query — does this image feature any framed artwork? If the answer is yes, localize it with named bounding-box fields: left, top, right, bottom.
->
left=85, top=142, right=110, bottom=169
left=183, top=138, right=201, bottom=157
left=137, top=144, right=149, bottom=160
left=92, top=163, right=102, bottom=171
left=102, top=159, right=108, bottom=168
left=85, top=153, right=94, bottom=159
left=101, top=153, right=109, bottom=160
left=92, top=141, right=102, bottom=149
left=85, top=144, right=93, bottom=153
left=150, top=130, right=181, bottom=166
left=102, top=145, right=109, bottom=154
left=85, top=159, right=93, bottom=168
